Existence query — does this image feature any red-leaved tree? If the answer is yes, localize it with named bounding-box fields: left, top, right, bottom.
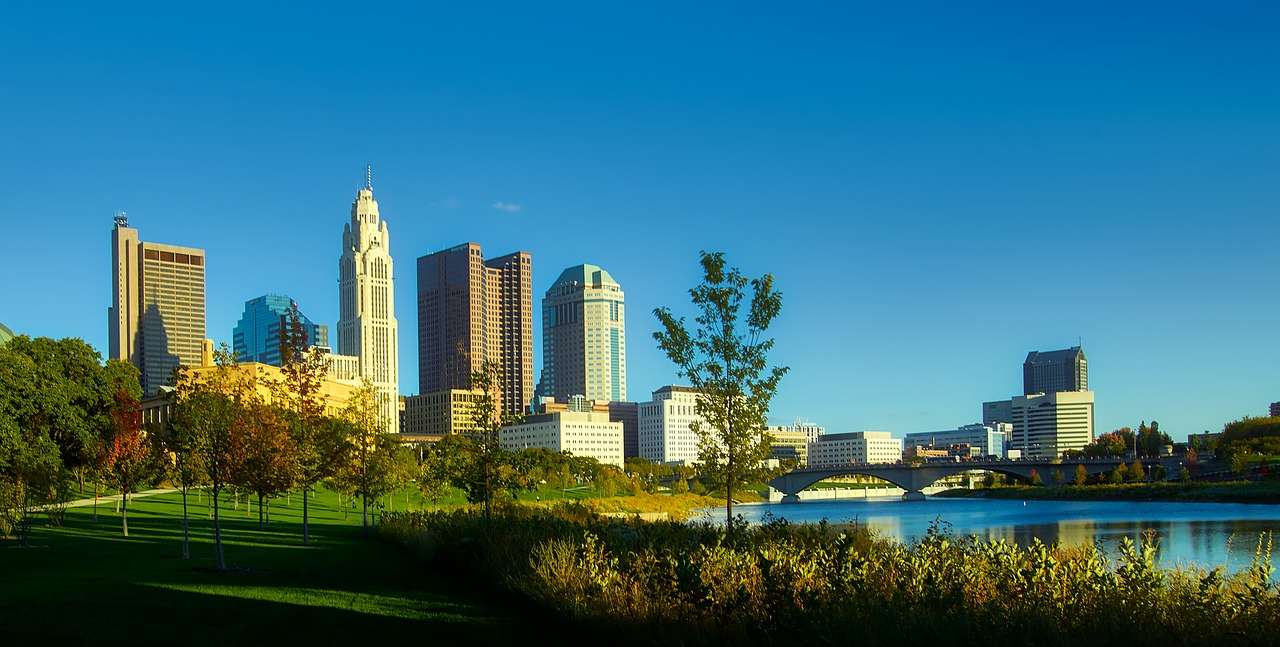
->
left=102, top=388, right=153, bottom=537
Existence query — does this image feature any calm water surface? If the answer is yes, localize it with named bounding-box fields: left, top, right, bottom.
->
left=695, top=497, right=1280, bottom=573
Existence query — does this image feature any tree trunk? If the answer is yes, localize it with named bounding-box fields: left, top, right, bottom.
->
left=484, top=455, right=493, bottom=520
left=181, top=487, right=190, bottom=559
left=725, top=454, right=734, bottom=532
left=362, top=493, right=369, bottom=538
left=121, top=490, right=129, bottom=537
left=213, top=487, right=226, bottom=571
left=257, top=493, right=265, bottom=530
left=93, top=478, right=99, bottom=523
left=302, top=485, right=310, bottom=546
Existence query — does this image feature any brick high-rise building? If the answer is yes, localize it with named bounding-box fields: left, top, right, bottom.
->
left=417, top=243, right=532, bottom=414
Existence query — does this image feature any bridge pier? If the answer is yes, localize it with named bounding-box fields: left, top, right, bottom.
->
left=901, top=490, right=926, bottom=501
left=780, top=494, right=801, bottom=504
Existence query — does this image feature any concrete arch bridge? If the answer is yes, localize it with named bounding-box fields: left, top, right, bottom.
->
left=768, top=458, right=1170, bottom=502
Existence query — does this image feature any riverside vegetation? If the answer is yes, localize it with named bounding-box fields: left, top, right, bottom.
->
left=381, top=505, right=1280, bottom=647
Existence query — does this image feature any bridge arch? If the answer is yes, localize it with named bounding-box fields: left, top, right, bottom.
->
left=768, top=459, right=1157, bottom=502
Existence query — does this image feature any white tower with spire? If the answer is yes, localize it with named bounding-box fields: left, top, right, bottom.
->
left=337, top=166, right=399, bottom=434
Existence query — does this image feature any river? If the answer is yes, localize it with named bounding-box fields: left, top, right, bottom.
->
left=693, top=496, right=1280, bottom=573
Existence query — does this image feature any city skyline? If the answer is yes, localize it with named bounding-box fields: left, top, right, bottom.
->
left=3, top=3, right=1278, bottom=439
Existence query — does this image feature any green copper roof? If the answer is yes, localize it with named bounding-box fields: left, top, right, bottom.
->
left=551, top=264, right=617, bottom=289
left=0, top=322, right=14, bottom=346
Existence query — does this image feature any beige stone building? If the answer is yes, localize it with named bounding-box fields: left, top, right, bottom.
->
left=141, top=361, right=360, bottom=427
left=337, top=169, right=399, bottom=435
left=401, top=389, right=484, bottom=441
left=109, top=213, right=206, bottom=395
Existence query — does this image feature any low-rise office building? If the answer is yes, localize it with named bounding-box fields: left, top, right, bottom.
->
left=808, top=431, right=902, bottom=467
left=141, top=361, right=359, bottom=428
left=903, top=423, right=1010, bottom=459
left=500, top=411, right=624, bottom=470
left=1010, top=391, right=1095, bottom=458
left=402, top=389, right=484, bottom=441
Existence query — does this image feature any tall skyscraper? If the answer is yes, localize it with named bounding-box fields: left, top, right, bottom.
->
left=1023, top=346, right=1088, bottom=395
left=109, top=213, right=207, bottom=395
left=232, top=294, right=329, bottom=366
left=536, top=263, right=626, bottom=403
left=417, top=243, right=532, bottom=414
left=337, top=168, right=399, bottom=435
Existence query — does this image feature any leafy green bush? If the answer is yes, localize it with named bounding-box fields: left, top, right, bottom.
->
left=381, top=506, right=1280, bottom=646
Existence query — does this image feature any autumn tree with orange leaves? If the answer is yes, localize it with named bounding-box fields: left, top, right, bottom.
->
left=101, top=387, right=156, bottom=537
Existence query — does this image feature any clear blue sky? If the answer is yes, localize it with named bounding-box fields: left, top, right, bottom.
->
left=3, top=2, right=1277, bottom=440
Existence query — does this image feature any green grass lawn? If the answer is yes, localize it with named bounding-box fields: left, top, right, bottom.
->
left=0, top=487, right=597, bottom=645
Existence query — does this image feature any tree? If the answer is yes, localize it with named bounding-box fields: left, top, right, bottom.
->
left=456, top=361, right=525, bottom=519
left=272, top=306, right=342, bottom=545
left=0, top=416, right=61, bottom=545
left=1127, top=460, right=1146, bottom=483
left=1218, top=416, right=1280, bottom=460
left=172, top=345, right=251, bottom=570
left=672, top=475, right=690, bottom=494
left=981, top=471, right=997, bottom=488
left=1027, top=469, right=1042, bottom=486
left=1073, top=464, right=1088, bottom=486
left=152, top=418, right=205, bottom=559
left=419, top=433, right=469, bottom=506
left=1081, top=428, right=1133, bottom=458
left=0, top=337, right=141, bottom=544
left=654, top=251, right=788, bottom=530
left=232, top=403, right=297, bottom=530
left=1135, top=421, right=1173, bottom=457
left=1108, top=466, right=1125, bottom=484
left=100, top=387, right=154, bottom=537
left=335, top=380, right=399, bottom=536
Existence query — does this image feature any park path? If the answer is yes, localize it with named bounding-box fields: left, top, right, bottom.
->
left=61, top=488, right=178, bottom=508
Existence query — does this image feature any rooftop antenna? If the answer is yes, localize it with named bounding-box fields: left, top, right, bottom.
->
left=364, top=165, right=372, bottom=191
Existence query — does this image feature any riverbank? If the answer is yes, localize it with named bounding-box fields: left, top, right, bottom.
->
left=935, top=480, right=1280, bottom=503
left=380, top=504, right=1280, bottom=646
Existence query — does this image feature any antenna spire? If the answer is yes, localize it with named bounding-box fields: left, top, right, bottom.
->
left=364, top=165, right=372, bottom=191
